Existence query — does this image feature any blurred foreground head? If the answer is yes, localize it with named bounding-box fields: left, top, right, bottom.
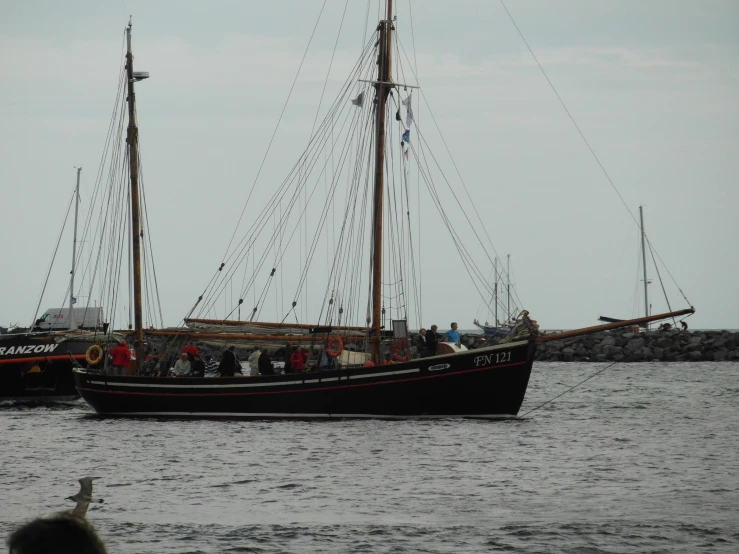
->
left=6, top=513, right=107, bottom=554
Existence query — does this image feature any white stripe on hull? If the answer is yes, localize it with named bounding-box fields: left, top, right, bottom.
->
left=85, top=368, right=421, bottom=389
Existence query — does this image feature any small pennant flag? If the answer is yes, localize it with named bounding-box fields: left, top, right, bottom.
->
left=351, top=91, right=365, bottom=107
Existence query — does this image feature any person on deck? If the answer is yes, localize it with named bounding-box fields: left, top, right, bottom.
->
left=204, top=354, right=220, bottom=377
left=141, top=354, right=160, bottom=376
left=415, top=328, right=427, bottom=358
left=258, top=349, right=275, bottom=375
left=182, top=341, right=199, bottom=360
left=247, top=348, right=262, bottom=376
left=444, top=322, right=461, bottom=345
left=218, top=346, right=238, bottom=377
left=425, top=325, right=438, bottom=356
left=170, top=352, right=192, bottom=376
left=191, top=354, right=206, bottom=377
left=283, top=342, right=294, bottom=373
left=290, top=346, right=309, bottom=372
left=108, top=340, right=130, bottom=376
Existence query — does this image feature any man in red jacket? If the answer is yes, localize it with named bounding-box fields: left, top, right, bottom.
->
left=108, top=340, right=131, bottom=376
left=289, top=346, right=309, bottom=372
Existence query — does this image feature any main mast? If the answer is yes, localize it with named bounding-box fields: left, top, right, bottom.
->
left=69, top=166, right=82, bottom=330
left=639, top=205, right=649, bottom=329
left=125, top=19, right=144, bottom=370
left=370, top=1, right=393, bottom=363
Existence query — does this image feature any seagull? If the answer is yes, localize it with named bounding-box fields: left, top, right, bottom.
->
left=66, top=477, right=104, bottom=517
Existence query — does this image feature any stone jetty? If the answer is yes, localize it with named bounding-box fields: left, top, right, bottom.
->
left=531, top=329, right=739, bottom=362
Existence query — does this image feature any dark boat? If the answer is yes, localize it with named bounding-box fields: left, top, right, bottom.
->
left=0, top=332, right=98, bottom=400
left=75, top=339, right=534, bottom=419
left=72, top=12, right=696, bottom=419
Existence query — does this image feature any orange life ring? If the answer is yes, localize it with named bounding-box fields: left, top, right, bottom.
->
left=327, top=336, right=344, bottom=358
left=391, top=339, right=410, bottom=362
left=85, top=344, right=103, bottom=366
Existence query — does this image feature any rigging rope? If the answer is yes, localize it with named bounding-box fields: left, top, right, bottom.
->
left=497, top=0, right=691, bottom=310
left=519, top=361, right=618, bottom=418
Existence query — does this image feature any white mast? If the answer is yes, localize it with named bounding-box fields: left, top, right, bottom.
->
left=494, top=258, right=498, bottom=326
left=506, top=254, right=511, bottom=323
left=640, top=205, right=649, bottom=330
left=69, top=166, right=81, bottom=330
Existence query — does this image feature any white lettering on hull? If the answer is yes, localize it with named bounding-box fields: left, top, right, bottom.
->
left=0, top=344, right=59, bottom=357
left=473, top=350, right=512, bottom=367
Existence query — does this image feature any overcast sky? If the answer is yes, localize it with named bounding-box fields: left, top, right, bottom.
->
left=1, top=0, right=737, bottom=331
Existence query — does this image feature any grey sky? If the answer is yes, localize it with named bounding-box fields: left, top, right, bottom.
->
left=1, top=1, right=737, bottom=330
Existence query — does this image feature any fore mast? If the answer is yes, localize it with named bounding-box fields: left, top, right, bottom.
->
left=370, top=1, right=394, bottom=364
left=125, top=18, right=148, bottom=371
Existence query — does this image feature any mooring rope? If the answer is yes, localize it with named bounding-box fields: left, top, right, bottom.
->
left=519, top=361, right=619, bottom=418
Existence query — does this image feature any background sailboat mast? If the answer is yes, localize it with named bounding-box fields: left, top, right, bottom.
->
left=640, top=205, right=650, bottom=329
left=494, top=258, right=498, bottom=326
left=125, top=19, right=144, bottom=368
left=68, top=166, right=81, bottom=330
left=370, top=0, right=393, bottom=361
left=506, top=254, right=511, bottom=322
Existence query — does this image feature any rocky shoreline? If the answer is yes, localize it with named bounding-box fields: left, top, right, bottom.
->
left=453, top=329, right=739, bottom=362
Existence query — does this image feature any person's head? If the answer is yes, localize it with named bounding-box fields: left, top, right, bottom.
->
left=431, top=325, right=437, bottom=332
left=419, top=328, right=426, bottom=335
left=451, top=322, right=458, bottom=331
left=263, top=349, right=270, bottom=355
left=229, top=346, right=235, bottom=352
left=296, top=346, right=303, bottom=353
left=118, top=340, right=126, bottom=346
left=180, top=353, right=188, bottom=361
left=7, top=514, right=107, bottom=554
left=193, top=355, right=200, bottom=361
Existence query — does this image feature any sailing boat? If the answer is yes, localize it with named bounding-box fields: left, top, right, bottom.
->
left=473, top=255, right=518, bottom=336
left=0, top=168, right=111, bottom=399
left=598, top=206, right=676, bottom=330
left=73, top=9, right=693, bottom=418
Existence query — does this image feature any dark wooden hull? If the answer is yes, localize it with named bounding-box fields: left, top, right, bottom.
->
left=0, top=334, right=96, bottom=399
left=73, top=340, right=535, bottom=419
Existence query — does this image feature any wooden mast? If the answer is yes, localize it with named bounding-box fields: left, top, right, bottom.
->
left=370, top=1, right=393, bottom=363
left=125, top=19, right=144, bottom=371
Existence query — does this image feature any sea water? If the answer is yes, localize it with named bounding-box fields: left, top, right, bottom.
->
left=1, top=362, right=737, bottom=553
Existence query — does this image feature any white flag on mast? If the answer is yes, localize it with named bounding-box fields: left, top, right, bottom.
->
left=401, top=92, right=413, bottom=159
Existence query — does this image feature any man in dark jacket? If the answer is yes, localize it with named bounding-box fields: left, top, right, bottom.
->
left=218, top=346, right=238, bottom=377
left=415, top=328, right=427, bottom=358
left=425, top=325, right=438, bottom=356
left=283, top=342, right=294, bottom=373
left=191, top=354, right=206, bottom=377
left=258, top=349, right=275, bottom=375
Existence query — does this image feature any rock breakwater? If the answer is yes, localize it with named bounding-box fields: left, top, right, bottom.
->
left=532, top=329, right=739, bottom=362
